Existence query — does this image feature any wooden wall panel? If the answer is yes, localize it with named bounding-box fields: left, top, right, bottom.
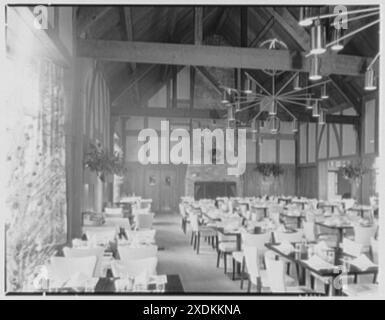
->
left=243, top=164, right=296, bottom=197
left=297, top=166, right=317, bottom=198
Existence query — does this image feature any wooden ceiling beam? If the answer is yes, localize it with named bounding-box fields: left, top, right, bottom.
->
left=77, top=39, right=369, bottom=77
left=111, top=106, right=226, bottom=119
left=77, top=7, right=114, bottom=38
left=329, top=75, right=361, bottom=115
left=194, top=7, right=203, bottom=45
left=263, top=7, right=310, bottom=51
left=112, top=64, right=155, bottom=105
left=249, top=16, right=275, bottom=47
left=111, top=7, right=219, bottom=107
left=122, top=7, right=139, bottom=103
left=194, top=66, right=223, bottom=94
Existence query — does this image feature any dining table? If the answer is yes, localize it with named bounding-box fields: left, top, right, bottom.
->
left=265, top=242, right=378, bottom=296
left=279, top=212, right=305, bottom=229
left=278, top=197, right=292, bottom=205
left=94, top=274, right=184, bottom=294
left=314, top=221, right=354, bottom=247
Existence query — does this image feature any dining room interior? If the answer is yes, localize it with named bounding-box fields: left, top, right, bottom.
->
left=2, top=4, right=381, bottom=297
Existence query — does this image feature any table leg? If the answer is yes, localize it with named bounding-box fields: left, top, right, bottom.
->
left=236, top=234, right=241, bottom=274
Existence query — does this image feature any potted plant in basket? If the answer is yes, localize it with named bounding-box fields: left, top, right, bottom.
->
left=339, top=160, right=369, bottom=200
left=84, top=143, right=127, bottom=182
left=255, top=163, right=284, bottom=195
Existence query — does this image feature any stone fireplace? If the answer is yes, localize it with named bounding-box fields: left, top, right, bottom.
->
left=185, top=164, right=243, bottom=199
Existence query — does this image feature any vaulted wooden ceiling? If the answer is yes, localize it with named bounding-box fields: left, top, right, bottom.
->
left=75, top=5, right=379, bottom=121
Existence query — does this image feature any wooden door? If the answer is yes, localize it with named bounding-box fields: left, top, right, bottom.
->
left=144, top=168, right=161, bottom=212
left=160, top=168, right=177, bottom=213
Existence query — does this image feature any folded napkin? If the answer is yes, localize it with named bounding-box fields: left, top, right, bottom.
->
left=349, top=255, right=377, bottom=271
left=314, top=241, right=329, bottom=253
left=275, top=240, right=294, bottom=255
left=65, top=272, right=96, bottom=290
left=134, top=271, right=149, bottom=287
left=149, top=275, right=168, bottom=285
left=305, top=255, right=334, bottom=271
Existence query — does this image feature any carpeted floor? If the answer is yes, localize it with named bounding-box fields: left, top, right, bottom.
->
left=152, top=213, right=374, bottom=295
left=154, top=213, right=245, bottom=293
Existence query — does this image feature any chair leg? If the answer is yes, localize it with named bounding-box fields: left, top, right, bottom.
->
left=196, top=233, right=200, bottom=254
left=232, top=259, right=236, bottom=280
left=216, top=250, right=221, bottom=268
left=212, top=236, right=215, bottom=248
left=310, top=275, right=315, bottom=290
left=256, top=277, right=262, bottom=293
left=224, top=253, right=227, bottom=274
left=247, top=278, right=251, bottom=293
left=286, top=262, right=291, bottom=275
left=193, top=233, right=197, bottom=250
left=240, top=259, right=245, bottom=289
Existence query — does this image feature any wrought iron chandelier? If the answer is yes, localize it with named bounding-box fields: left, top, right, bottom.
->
left=222, top=39, right=330, bottom=135
left=299, top=6, right=380, bottom=91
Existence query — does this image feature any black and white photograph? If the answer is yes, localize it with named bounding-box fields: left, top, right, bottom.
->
left=0, top=1, right=383, bottom=301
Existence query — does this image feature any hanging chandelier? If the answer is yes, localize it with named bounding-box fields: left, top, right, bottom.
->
left=298, top=6, right=380, bottom=89
left=219, top=38, right=332, bottom=134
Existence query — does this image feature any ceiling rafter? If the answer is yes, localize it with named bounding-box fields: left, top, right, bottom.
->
left=77, top=7, right=114, bottom=38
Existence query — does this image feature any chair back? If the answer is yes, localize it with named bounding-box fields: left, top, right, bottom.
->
left=242, top=232, right=271, bottom=253
left=105, top=217, right=131, bottom=231
left=303, top=221, right=316, bottom=242
left=189, top=214, right=200, bottom=232
left=274, top=230, right=304, bottom=244
left=111, top=257, right=158, bottom=278
left=62, top=247, right=105, bottom=277
left=264, top=252, right=286, bottom=292
left=139, top=199, right=152, bottom=211
left=243, top=246, right=261, bottom=285
left=126, top=229, right=156, bottom=243
left=85, top=227, right=116, bottom=245
left=48, top=256, right=97, bottom=283
left=342, top=238, right=363, bottom=257
left=370, top=237, right=378, bottom=264
left=104, top=207, right=123, bottom=217
left=342, top=199, right=355, bottom=210
left=179, top=203, right=186, bottom=218
left=354, top=225, right=377, bottom=247
left=136, top=213, right=154, bottom=230
left=118, top=245, right=158, bottom=262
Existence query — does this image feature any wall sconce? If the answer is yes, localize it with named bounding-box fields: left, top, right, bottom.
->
left=244, top=78, right=253, bottom=94
left=299, top=7, right=313, bottom=27
left=221, top=89, right=230, bottom=104
left=293, top=74, right=301, bottom=90
left=312, top=100, right=320, bottom=117
left=331, top=27, right=344, bottom=51
left=318, top=109, right=326, bottom=125
left=364, top=68, right=377, bottom=91
left=306, top=98, right=313, bottom=109
left=310, top=19, right=326, bottom=55
left=321, top=83, right=329, bottom=99
left=269, top=100, right=277, bottom=116
left=270, top=116, right=280, bottom=134
left=309, top=55, right=322, bottom=81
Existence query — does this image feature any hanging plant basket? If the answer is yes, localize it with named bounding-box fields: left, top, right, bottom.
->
left=255, top=163, right=284, bottom=180
left=339, top=160, right=369, bottom=184
left=83, top=143, right=127, bottom=182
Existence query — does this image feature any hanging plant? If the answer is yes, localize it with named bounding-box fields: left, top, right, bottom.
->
left=255, top=163, right=284, bottom=179
left=84, top=143, right=126, bottom=182
left=339, top=160, right=369, bottom=184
